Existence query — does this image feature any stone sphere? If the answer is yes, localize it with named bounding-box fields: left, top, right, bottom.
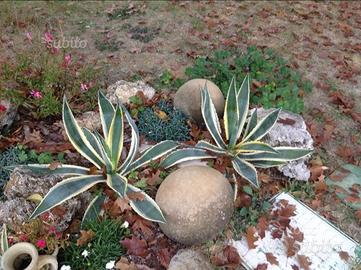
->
left=174, top=79, right=225, bottom=122
left=156, top=166, right=234, bottom=245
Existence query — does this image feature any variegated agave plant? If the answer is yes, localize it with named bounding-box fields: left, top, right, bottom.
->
left=15, top=92, right=178, bottom=223
left=161, top=75, right=312, bottom=188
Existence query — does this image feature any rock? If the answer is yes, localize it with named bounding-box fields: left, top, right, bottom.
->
left=75, top=111, right=101, bottom=132
left=255, top=108, right=313, bottom=181
left=0, top=168, right=90, bottom=231
left=156, top=166, right=234, bottom=245
left=106, top=80, right=155, bottom=104
left=168, top=249, right=213, bottom=270
left=0, top=100, right=17, bottom=133
left=174, top=79, right=225, bottom=122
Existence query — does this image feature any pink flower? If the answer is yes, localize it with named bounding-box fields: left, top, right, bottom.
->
left=36, top=239, right=47, bottom=249
left=0, top=104, right=6, bottom=112
left=30, top=89, right=42, bottom=99
left=80, top=83, right=89, bottom=92
left=19, top=234, right=29, bottom=242
left=63, top=54, right=72, bottom=67
left=25, top=32, right=32, bottom=42
left=43, top=31, right=53, bottom=44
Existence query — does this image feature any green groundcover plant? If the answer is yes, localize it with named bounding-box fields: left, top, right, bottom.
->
left=161, top=75, right=312, bottom=188
left=12, top=92, right=178, bottom=223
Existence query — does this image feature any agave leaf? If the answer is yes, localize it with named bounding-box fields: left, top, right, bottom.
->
left=235, top=74, right=250, bottom=139
left=243, top=109, right=281, bottom=142
left=63, top=97, right=103, bottom=169
left=1, top=224, right=8, bottom=254
left=30, top=175, right=105, bottom=219
left=244, top=108, right=258, bottom=137
left=81, top=194, right=106, bottom=229
left=250, top=160, right=287, bottom=168
left=82, top=127, right=102, bottom=156
left=15, top=164, right=91, bottom=176
left=93, top=132, right=113, bottom=174
left=118, top=105, right=139, bottom=174
left=107, top=105, right=124, bottom=169
left=201, top=86, right=225, bottom=148
left=125, top=140, right=179, bottom=174
left=232, top=156, right=259, bottom=188
left=224, top=77, right=239, bottom=146
left=107, top=173, right=128, bottom=197
left=235, top=141, right=278, bottom=154
left=98, top=91, right=115, bottom=139
left=195, top=140, right=227, bottom=154
left=238, top=147, right=313, bottom=161
left=127, top=184, right=165, bottom=223
left=160, top=148, right=215, bottom=169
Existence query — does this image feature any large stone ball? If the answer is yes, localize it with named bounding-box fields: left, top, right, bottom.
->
left=156, top=166, right=234, bottom=245
left=174, top=79, right=225, bottom=122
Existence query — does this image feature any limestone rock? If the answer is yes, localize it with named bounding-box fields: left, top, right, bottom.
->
left=156, top=166, right=234, bottom=245
left=174, top=79, right=224, bottom=122
left=168, top=249, right=213, bottom=270
left=255, top=108, right=313, bottom=181
left=106, top=80, right=155, bottom=104
left=75, top=111, right=101, bottom=132
left=0, top=100, right=17, bottom=133
left=0, top=168, right=90, bottom=231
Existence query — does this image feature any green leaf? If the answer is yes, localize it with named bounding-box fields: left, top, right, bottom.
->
left=127, top=184, right=165, bottom=223
left=1, top=224, right=8, bottom=254
left=93, top=132, right=113, bottom=174
left=15, top=164, right=91, bottom=176
left=236, top=74, right=250, bottom=139
left=107, top=173, right=128, bottom=197
left=232, top=156, right=259, bottom=188
left=82, top=127, right=103, bottom=156
left=126, top=140, right=178, bottom=173
left=195, top=140, right=227, bottom=154
left=107, top=105, right=124, bottom=169
left=201, top=86, right=225, bottom=148
left=236, top=141, right=278, bottom=154
left=160, top=148, right=215, bottom=169
left=238, top=147, right=313, bottom=162
left=118, top=105, right=139, bottom=174
left=243, top=185, right=253, bottom=196
left=30, top=175, right=105, bottom=219
left=81, top=194, right=106, bottom=229
left=243, top=109, right=281, bottom=142
left=98, top=91, right=115, bottom=139
left=63, top=97, right=103, bottom=169
left=250, top=160, right=286, bottom=168
left=224, top=77, right=239, bottom=146
left=244, top=109, right=258, bottom=137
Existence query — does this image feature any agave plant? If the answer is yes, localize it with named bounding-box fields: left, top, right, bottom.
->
left=161, top=75, right=312, bottom=188
left=14, top=92, right=178, bottom=223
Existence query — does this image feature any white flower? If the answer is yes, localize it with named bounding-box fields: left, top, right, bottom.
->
left=121, top=221, right=129, bottom=229
left=81, top=250, right=89, bottom=258
left=105, top=260, right=115, bottom=269
left=60, top=266, right=71, bottom=270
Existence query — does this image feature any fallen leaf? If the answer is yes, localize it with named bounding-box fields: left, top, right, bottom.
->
left=245, top=226, right=258, bottom=249
left=278, top=118, right=296, bottom=125
left=284, top=236, right=300, bottom=257
left=127, top=192, right=145, bottom=201
left=48, top=161, right=62, bottom=170
left=297, top=254, right=311, bottom=270
left=157, top=248, right=171, bottom=268
left=115, top=257, right=138, bottom=270
left=77, top=230, right=95, bottom=246
left=265, top=252, right=279, bottom=265
left=132, top=216, right=154, bottom=239
left=338, top=251, right=350, bottom=261
left=255, top=263, right=268, bottom=270
left=110, top=197, right=131, bottom=216
left=26, top=193, right=43, bottom=203
left=121, top=236, right=149, bottom=257
left=257, top=216, right=268, bottom=239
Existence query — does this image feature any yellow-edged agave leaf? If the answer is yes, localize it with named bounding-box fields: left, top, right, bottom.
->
left=250, top=160, right=286, bottom=168
left=238, top=147, right=312, bottom=162
left=232, top=157, right=259, bottom=188
left=93, top=132, right=112, bottom=174
left=235, top=74, right=250, bottom=140
left=63, top=97, right=103, bottom=169
left=1, top=224, right=8, bottom=254
left=127, top=184, right=165, bottom=223
left=118, top=105, right=139, bottom=174
left=107, top=173, right=127, bottom=197
left=195, top=140, right=227, bottom=154
left=81, top=194, right=106, bottom=229
left=107, top=105, right=124, bottom=169
left=244, top=108, right=258, bottom=137
left=30, top=175, right=105, bottom=219
left=235, top=141, right=278, bottom=154
left=82, top=127, right=102, bottom=157
left=17, top=164, right=91, bottom=176
left=201, top=86, right=225, bottom=148
left=243, top=109, right=281, bottom=142
left=160, top=148, right=215, bottom=169
left=125, top=140, right=178, bottom=173
left=224, top=77, right=239, bottom=146
left=98, top=91, right=115, bottom=139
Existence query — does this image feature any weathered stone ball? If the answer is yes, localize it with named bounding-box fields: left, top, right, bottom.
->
left=156, top=166, right=234, bottom=245
left=174, top=79, right=225, bottom=122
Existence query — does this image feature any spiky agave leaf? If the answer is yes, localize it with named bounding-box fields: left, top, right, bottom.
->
left=232, top=156, right=259, bottom=188
left=235, top=74, right=250, bottom=140
left=81, top=194, right=106, bottom=229
left=224, top=77, right=239, bottom=146
left=98, top=91, right=115, bottom=139
left=160, top=148, right=216, bottom=169
left=13, top=164, right=92, bottom=176
left=1, top=224, right=8, bottom=255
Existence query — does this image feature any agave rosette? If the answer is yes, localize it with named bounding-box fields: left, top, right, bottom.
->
left=161, top=75, right=312, bottom=188
left=16, top=92, right=178, bottom=224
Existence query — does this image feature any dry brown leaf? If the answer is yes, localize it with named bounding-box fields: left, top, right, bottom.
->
left=48, top=161, right=62, bottom=170
left=115, top=257, right=138, bottom=270
left=77, top=230, right=95, bottom=246
left=255, top=263, right=268, bottom=270
left=297, top=254, right=311, bottom=270
left=338, top=251, right=350, bottom=261
left=265, top=252, right=279, bottom=265
left=245, top=226, right=258, bottom=249
left=127, top=192, right=145, bottom=201
left=121, top=236, right=149, bottom=257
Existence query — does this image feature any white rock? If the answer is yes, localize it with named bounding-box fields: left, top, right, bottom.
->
left=106, top=80, right=155, bottom=104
